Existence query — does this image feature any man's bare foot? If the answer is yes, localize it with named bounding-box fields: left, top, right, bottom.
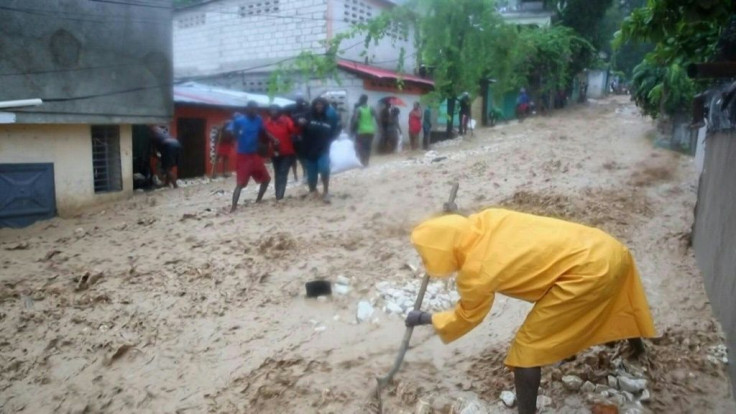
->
left=322, top=193, right=331, bottom=204
left=229, top=206, right=237, bottom=213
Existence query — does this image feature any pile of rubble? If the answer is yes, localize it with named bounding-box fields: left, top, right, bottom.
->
left=373, top=278, right=460, bottom=316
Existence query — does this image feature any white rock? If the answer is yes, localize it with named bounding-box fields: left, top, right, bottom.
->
left=415, top=398, right=431, bottom=414
left=356, top=301, right=374, bottom=323
left=621, top=391, right=635, bottom=402
left=595, top=384, right=609, bottom=393
left=314, top=326, right=326, bottom=332
left=561, top=375, right=584, bottom=391
left=608, top=375, right=619, bottom=389
left=333, top=284, right=351, bottom=295
left=581, top=381, right=596, bottom=393
left=500, top=390, right=516, bottom=408
left=611, top=394, right=626, bottom=406
left=458, top=398, right=489, bottom=414
left=74, top=228, right=86, bottom=238
left=536, top=395, right=552, bottom=410
left=618, top=376, right=647, bottom=393
left=376, top=281, right=391, bottom=292
left=537, top=395, right=552, bottom=411
left=385, top=301, right=403, bottom=314
left=640, top=389, right=651, bottom=403
left=335, top=275, right=350, bottom=285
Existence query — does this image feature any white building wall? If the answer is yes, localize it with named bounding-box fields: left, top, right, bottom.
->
left=174, top=0, right=329, bottom=78
left=0, top=124, right=133, bottom=216
left=333, top=0, right=417, bottom=71
left=586, top=69, right=609, bottom=99
left=173, top=0, right=417, bottom=79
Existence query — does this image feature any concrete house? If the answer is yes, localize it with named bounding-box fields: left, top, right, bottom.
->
left=0, top=0, right=173, bottom=227
left=172, top=0, right=432, bottom=133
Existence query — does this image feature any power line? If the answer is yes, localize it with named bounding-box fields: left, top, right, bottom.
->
left=0, top=5, right=165, bottom=24
left=0, top=63, right=140, bottom=77
left=13, top=110, right=171, bottom=118
left=88, top=0, right=172, bottom=10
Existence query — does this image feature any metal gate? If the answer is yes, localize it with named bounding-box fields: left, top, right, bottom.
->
left=0, top=163, right=57, bottom=228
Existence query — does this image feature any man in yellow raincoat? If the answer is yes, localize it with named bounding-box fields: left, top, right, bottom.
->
left=405, top=209, right=656, bottom=414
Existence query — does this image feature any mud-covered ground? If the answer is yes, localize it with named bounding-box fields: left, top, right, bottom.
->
left=1, top=96, right=733, bottom=414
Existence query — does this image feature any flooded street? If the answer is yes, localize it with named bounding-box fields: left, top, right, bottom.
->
left=1, top=96, right=733, bottom=414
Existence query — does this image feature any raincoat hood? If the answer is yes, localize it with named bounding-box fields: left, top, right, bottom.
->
left=410, top=214, right=474, bottom=278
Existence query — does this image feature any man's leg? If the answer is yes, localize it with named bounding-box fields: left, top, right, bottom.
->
left=514, top=367, right=541, bottom=414
left=256, top=179, right=269, bottom=202
left=355, top=135, right=366, bottom=166
left=628, top=338, right=645, bottom=358
left=274, top=156, right=291, bottom=200
left=272, top=157, right=283, bottom=199
left=304, top=159, right=318, bottom=193
left=319, top=153, right=331, bottom=203
left=231, top=185, right=244, bottom=212
left=166, top=168, right=178, bottom=188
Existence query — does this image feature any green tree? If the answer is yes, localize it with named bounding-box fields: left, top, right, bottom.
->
left=615, top=0, right=734, bottom=118
left=413, top=0, right=504, bottom=136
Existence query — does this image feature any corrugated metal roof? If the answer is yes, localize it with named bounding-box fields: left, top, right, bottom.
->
left=173, top=82, right=294, bottom=108
left=337, top=60, right=434, bottom=87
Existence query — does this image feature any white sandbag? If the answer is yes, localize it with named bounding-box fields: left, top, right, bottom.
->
left=330, top=134, right=363, bottom=174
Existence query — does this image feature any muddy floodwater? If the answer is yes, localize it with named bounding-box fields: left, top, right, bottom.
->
left=1, top=96, right=734, bottom=413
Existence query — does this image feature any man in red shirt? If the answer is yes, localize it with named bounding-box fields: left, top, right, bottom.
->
left=264, top=104, right=297, bottom=200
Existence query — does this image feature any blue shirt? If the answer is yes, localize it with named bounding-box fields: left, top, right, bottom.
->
left=233, top=115, right=263, bottom=154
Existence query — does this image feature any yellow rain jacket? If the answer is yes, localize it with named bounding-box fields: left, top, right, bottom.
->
left=411, top=209, right=656, bottom=368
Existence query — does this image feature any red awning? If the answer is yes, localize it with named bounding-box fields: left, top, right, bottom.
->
left=337, top=60, right=434, bottom=87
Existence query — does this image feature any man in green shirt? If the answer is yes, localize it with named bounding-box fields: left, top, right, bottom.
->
left=352, top=94, right=378, bottom=166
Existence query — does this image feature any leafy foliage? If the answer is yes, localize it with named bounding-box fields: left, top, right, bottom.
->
left=614, top=0, right=734, bottom=118
left=515, top=25, right=594, bottom=95
left=631, top=60, right=694, bottom=118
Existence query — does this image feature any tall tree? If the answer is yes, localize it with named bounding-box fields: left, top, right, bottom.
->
left=412, top=0, right=503, bottom=137
left=615, top=0, right=734, bottom=118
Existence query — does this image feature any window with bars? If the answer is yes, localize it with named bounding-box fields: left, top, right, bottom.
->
left=177, top=13, right=206, bottom=29
left=91, top=125, right=123, bottom=194
left=344, top=0, right=373, bottom=25
left=239, top=0, right=280, bottom=17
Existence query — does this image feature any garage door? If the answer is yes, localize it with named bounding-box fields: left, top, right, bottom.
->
left=0, top=163, right=57, bottom=228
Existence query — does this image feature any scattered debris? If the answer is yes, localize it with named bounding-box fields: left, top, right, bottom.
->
left=105, top=344, right=135, bottom=366
left=356, top=301, right=374, bottom=323
left=74, top=228, right=86, bottom=238
left=500, top=390, right=516, bottom=407
left=5, top=242, right=30, bottom=251
left=375, top=279, right=459, bottom=316
left=451, top=396, right=488, bottom=414
left=415, top=398, right=431, bottom=414
left=581, top=381, right=596, bottom=393
left=562, top=375, right=584, bottom=391
left=536, top=395, right=552, bottom=410
left=617, top=376, right=647, bottom=394
left=591, top=403, right=619, bottom=414
left=42, top=250, right=62, bottom=261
